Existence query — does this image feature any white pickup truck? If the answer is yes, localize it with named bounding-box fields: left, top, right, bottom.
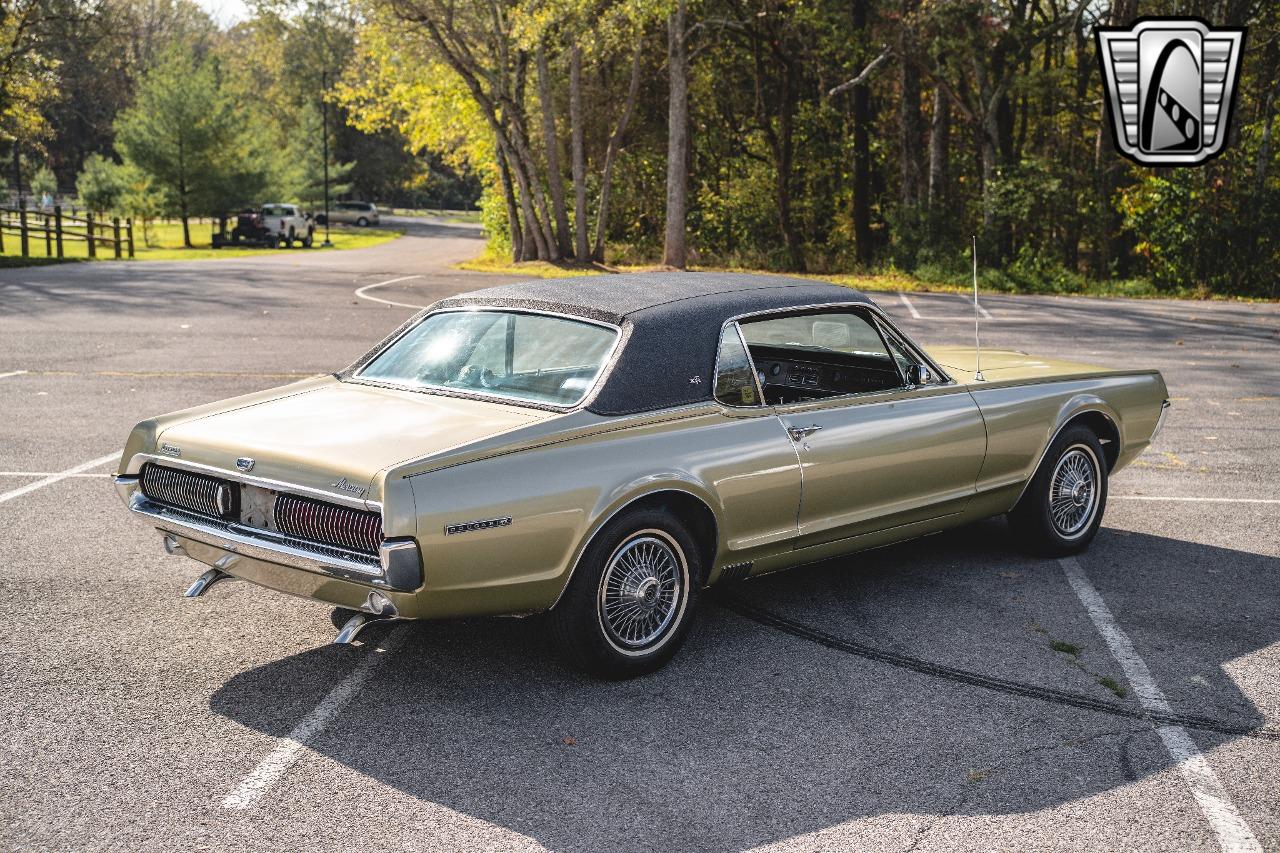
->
left=259, top=204, right=315, bottom=247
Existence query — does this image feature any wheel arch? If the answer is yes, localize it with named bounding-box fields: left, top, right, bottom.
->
left=551, top=485, right=721, bottom=610
left=1066, top=409, right=1121, bottom=472
left=1011, top=398, right=1121, bottom=510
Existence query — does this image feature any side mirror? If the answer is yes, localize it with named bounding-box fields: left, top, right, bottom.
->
left=911, top=364, right=934, bottom=386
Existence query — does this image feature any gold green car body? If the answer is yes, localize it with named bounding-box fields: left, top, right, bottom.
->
left=114, top=277, right=1169, bottom=626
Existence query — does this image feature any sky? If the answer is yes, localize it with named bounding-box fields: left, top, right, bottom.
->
left=194, top=0, right=250, bottom=27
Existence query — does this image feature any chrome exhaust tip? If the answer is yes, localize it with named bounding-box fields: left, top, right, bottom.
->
left=183, top=567, right=239, bottom=598
left=181, top=557, right=238, bottom=598
left=183, top=568, right=230, bottom=598
left=333, top=611, right=378, bottom=644
left=333, top=593, right=399, bottom=644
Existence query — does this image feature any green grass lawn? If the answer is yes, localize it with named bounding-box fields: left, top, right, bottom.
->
left=455, top=252, right=1261, bottom=301
left=383, top=208, right=482, bottom=224
left=0, top=219, right=402, bottom=266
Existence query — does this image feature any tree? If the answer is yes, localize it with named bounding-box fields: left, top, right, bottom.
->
left=663, top=0, right=689, bottom=268
left=76, top=154, right=125, bottom=214
left=536, top=42, right=572, bottom=256
left=31, top=163, right=57, bottom=200
left=279, top=102, right=355, bottom=208
left=0, top=0, right=64, bottom=192
left=114, top=46, right=251, bottom=246
left=116, top=162, right=163, bottom=246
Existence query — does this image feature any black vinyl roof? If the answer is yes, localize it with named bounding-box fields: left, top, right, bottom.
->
left=433, top=272, right=875, bottom=415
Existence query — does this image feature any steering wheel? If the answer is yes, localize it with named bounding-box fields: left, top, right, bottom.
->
left=455, top=364, right=496, bottom=388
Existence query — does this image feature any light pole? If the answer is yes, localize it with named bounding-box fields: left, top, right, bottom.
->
left=320, top=70, right=333, bottom=248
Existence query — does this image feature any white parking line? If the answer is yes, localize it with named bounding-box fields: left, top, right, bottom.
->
left=897, top=292, right=922, bottom=319
left=222, top=625, right=410, bottom=810
left=1110, top=496, right=1280, bottom=505
left=354, top=275, right=425, bottom=309
left=0, top=370, right=28, bottom=379
left=0, top=453, right=119, bottom=504
left=1060, top=557, right=1260, bottom=853
left=957, top=292, right=993, bottom=320
left=0, top=471, right=110, bottom=478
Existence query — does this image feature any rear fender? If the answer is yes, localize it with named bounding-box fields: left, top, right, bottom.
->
left=551, top=474, right=724, bottom=608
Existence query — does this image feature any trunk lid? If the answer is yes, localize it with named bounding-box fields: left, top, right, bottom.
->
left=925, top=347, right=1119, bottom=385
left=155, top=378, right=555, bottom=503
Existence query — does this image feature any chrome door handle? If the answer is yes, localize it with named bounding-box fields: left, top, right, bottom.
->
left=787, top=424, right=823, bottom=442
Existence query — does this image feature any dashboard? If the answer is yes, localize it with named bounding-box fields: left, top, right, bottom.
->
left=749, top=345, right=904, bottom=405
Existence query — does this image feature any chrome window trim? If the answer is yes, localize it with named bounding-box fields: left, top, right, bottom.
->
left=125, top=453, right=381, bottom=511
left=737, top=322, right=768, bottom=406
left=872, top=315, right=927, bottom=387
left=347, top=307, right=625, bottom=413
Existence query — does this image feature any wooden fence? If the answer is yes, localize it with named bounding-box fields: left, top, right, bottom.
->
left=0, top=202, right=134, bottom=260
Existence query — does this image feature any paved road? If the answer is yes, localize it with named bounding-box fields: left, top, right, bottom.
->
left=1, top=220, right=1277, bottom=852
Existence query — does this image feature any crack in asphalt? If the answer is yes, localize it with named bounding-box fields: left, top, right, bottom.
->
left=900, top=728, right=1139, bottom=853
left=716, top=595, right=1280, bottom=743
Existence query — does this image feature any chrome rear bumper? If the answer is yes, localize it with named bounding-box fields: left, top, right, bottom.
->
left=115, top=476, right=421, bottom=591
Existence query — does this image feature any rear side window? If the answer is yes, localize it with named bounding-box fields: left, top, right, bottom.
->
left=713, top=325, right=759, bottom=407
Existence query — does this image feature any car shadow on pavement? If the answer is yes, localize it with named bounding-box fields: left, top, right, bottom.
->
left=210, top=521, right=1278, bottom=851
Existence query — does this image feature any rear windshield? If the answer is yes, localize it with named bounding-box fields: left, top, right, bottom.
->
left=356, top=310, right=618, bottom=407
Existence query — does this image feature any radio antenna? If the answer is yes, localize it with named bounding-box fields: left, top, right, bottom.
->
left=972, top=235, right=984, bottom=382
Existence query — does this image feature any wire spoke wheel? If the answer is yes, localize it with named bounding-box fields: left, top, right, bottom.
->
left=597, top=531, right=687, bottom=653
left=1048, top=445, right=1099, bottom=538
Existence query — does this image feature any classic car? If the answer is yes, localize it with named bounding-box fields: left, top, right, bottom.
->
left=114, top=273, right=1169, bottom=677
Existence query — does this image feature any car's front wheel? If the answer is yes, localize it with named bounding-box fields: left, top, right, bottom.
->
left=550, top=507, right=702, bottom=678
left=356, top=216, right=369, bottom=227
left=1008, top=424, right=1108, bottom=555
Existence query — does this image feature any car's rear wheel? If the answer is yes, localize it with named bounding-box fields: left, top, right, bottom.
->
left=550, top=507, right=702, bottom=678
left=285, top=227, right=295, bottom=248
left=1008, top=424, right=1108, bottom=555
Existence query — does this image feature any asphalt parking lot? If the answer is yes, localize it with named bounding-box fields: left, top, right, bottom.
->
left=1, top=218, right=1277, bottom=852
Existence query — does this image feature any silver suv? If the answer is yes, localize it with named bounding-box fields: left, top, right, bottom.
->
left=320, top=201, right=379, bottom=227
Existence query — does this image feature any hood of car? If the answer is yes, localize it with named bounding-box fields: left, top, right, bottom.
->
left=925, top=347, right=1120, bottom=385
left=153, top=378, right=555, bottom=504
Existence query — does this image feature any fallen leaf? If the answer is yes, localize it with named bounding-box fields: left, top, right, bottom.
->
left=562, top=736, right=576, bottom=746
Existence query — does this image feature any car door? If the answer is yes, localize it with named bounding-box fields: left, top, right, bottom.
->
left=708, top=323, right=804, bottom=556
left=739, top=307, right=987, bottom=550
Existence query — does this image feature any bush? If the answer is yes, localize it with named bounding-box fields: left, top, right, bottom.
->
left=76, top=154, right=125, bottom=214
left=1119, top=169, right=1280, bottom=298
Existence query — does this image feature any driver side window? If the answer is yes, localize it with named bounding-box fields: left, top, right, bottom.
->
left=739, top=309, right=905, bottom=405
